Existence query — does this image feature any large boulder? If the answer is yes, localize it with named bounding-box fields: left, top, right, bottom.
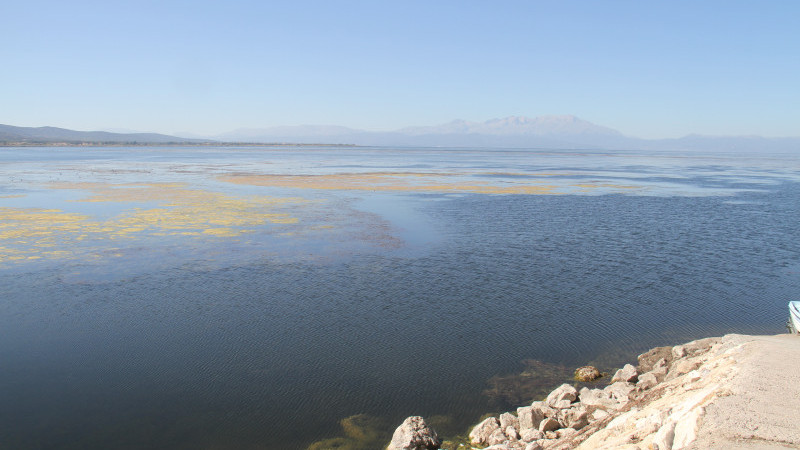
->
left=604, top=381, right=636, bottom=403
left=637, top=371, right=659, bottom=390
left=386, top=416, right=442, bottom=450
left=681, top=337, right=718, bottom=358
left=469, top=417, right=500, bottom=445
left=578, top=387, right=614, bottom=409
left=486, top=428, right=507, bottom=446
left=505, top=425, right=520, bottom=440
left=499, top=412, right=519, bottom=435
left=517, top=406, right=544, bottom=433
left=637, top=346, right=673, bottom=373
left=611, top=363, right=638, bottom=383
left=538, top=417, right=560, bottom=433
left=387, top=416, right=441, bottom=450
left=559, top=405, right=590, bottom=429
left=530, top=401, right=557, bottom=419
left=545, top=383, right=578, bottom=408
left=520, top=428, right=544, bottom=442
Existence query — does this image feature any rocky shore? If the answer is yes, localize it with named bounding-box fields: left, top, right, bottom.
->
left=387, top=334, right=800, bottom=450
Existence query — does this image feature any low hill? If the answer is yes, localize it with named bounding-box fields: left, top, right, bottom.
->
left=0, top=124, right=210, bottom=145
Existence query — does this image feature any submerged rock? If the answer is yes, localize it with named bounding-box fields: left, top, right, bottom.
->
left=574, top=365, right=602, bottom=382
left=387, top=416, right=441, bottom=450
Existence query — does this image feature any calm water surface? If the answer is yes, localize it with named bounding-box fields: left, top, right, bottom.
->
left=1, top=146, right=799, bottom=449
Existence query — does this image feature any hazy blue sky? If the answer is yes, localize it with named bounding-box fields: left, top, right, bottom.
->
left=2, top=1, right=798, bottom=138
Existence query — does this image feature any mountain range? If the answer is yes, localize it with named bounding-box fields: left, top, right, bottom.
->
left=2, top=116, right=798, bottom=152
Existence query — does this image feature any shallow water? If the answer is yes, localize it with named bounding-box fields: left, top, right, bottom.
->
left=1, top=146, right=799, bottom=449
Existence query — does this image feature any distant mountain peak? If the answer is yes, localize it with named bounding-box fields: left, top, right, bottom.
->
left=400, top=115, right=622, bottom=137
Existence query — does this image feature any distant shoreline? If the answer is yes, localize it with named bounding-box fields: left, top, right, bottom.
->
left=0, top=141, right=359, bottom=148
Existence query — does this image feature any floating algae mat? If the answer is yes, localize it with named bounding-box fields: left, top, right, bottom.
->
left=218, top=171, right=653, bottom=195
left=1, top=146, right=799, bottom=449
left=0, top=181, right=306, bottom=266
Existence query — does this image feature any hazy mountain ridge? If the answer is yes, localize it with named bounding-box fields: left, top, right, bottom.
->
left=210, top=115, right=635, bottom=148
left=213, top=116, right=800, bottom=151
left=0, top=124, right=209, bottom=144
left=398, top=115, right=622, bottom=137
left=2, top=117, right=799, bottom=152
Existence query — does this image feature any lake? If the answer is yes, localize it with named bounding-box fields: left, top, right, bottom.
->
left=1, top=146, right=799, bottom=449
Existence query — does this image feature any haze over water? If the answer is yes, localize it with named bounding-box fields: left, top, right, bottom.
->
left=1, top=146, right=799, bottom=449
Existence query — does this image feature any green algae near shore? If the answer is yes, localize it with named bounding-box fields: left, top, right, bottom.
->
left=306, top=414, right=389, bottom=450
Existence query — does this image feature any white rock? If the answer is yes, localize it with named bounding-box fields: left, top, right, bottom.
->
left=684, top=369, right=702, bottom=383
left=605, top=381, right=636, bottom=402
left=387, top=416, right=441, bottom=450
left=530, top=401, right=557, bottom=419
left=556, top=427, right=578, bottom=439
left=520, top=428, right=544, bottom=442
left=633, top=410, right=666, bottom=435
left=563, top=406, right=590, bottom=429
left=484, top=445, right=521, bottom=450
left=505, top=425, right=520, bottom=440
left=487, top=427, right=507, bottom=446
left=579, top=387, right=618, bottom=409
left=525, top=442, right=544, bottom=450
left=592, top=409, right=611, bottom=421
left=673, top=406, right=703, bottom=448
left=546, top=383, right=578, bottom=407
left=652, top=421, right=676, bottom=450
left=637, top=372, right=659, bottom=390
left=517, top=406, right=544, bottom=432
left=500, top=412, right=519, bottom=433
left=553, top=399, right=573, bottom=409
left=651, top=364, right=668, bottom=381
left=611, top=363, right=639, bottom=383
left=469, top=417, right=500, bottom=445
left=538, top=417, right=560, bottom=432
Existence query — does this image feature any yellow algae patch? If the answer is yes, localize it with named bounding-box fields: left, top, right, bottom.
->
left=0, top=207, right=91, bottom=262
left=219, top=172, right=559, bottom=195
left=0, top=183, right=308, bottom=265
left=0, top=194, right=26, bottom=199
left=202, top=228, right=239, bottom=237
left=50, top=182, right=304, bottom=237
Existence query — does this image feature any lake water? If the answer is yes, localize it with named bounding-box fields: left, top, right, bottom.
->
left=1, top=146, right=799, bottom=449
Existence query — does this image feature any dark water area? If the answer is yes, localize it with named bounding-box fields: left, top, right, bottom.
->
left=1, top=146, right=799, bottom=449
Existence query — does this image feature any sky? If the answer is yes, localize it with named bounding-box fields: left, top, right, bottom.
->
left=2, top=0, right=799, bottom=138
